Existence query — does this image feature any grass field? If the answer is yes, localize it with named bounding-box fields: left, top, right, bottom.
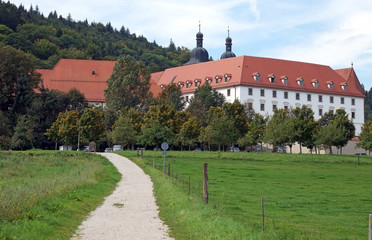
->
left=121, top=151, right=372, bottom=240
left=0, top=151, right=120, bottom=240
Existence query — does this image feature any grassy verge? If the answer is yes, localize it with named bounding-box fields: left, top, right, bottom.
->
left=121, top=151, right=372, bottom=239
left=0, top=151, right=120, bottom=240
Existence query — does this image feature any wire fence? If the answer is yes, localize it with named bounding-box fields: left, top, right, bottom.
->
left=143, top=155, right=210, bottom=202
left=137, top=151, right=372, bottom=236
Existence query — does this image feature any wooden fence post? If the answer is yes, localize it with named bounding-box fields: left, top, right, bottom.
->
left=203, top=163, right=208, bottom=204
left=369, top=214, right=372, bottom=240
left=261, top=197, right=265, bottom=231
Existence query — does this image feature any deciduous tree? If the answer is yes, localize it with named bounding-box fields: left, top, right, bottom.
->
left=79, top=108, right=105, bottom=143
left=112, top=114, right=137, bottom=149
left=291, top=106, right=316, bottom=153
left=105, top=55, right=152, bottom=112
left=157, top=83, right=185, bottom=111
left=178, top=116, right=202, bottom=150
left=0, top=45, right=40, bottom=113
left=357, top=121, right=372, bottom=154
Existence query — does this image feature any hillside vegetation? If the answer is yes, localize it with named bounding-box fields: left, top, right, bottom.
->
left=0, top=0, right=190, bottom=72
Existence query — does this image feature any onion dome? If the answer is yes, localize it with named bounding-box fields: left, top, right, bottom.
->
left=220, top=27, right=236, bottom=59
left=185, top=23, right=209, bottom=65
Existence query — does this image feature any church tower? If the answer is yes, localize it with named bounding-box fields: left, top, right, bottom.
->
left=184, top=23, right=209, bottom=65
left=220, top=27, right=236, bottom=59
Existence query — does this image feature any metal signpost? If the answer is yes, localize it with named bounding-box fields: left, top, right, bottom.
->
left=161, top=142, right=169, bottom=174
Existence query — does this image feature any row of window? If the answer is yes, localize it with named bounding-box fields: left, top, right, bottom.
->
left=251, top=103, right=356, bottom=119
left=251, top=73, right=347, bottom=91
left=249, top=88, right=355, bottom=105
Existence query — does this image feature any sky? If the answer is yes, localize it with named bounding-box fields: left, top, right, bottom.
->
left=7, top=0, right=372, bottom=89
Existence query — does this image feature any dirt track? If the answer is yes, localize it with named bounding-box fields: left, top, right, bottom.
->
left=71, top=153, right=173, bottom=240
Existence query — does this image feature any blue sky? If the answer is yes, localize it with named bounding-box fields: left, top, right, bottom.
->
left=8, top=0, right=372, bottom=89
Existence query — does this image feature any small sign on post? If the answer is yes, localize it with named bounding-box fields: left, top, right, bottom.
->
left=161, top=142, right=169, bottom=174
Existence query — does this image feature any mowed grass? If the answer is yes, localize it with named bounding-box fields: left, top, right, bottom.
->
left=0, top=151, right=120, bottom=240
left=121, top=151, right=372, bottom=239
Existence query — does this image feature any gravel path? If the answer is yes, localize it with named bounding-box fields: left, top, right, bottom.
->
left=71, top=153, right=173, bottom=240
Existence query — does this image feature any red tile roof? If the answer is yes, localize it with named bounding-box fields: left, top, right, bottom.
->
left=37, top=59, right=162, bottom=102
left=37, top=59, right=116, bottom=102
left=335, top=67, right=365, bottom=95
left=153, top=56, right=365, bottom=97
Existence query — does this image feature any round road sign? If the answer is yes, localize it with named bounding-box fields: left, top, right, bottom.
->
left=161, top=142, right=169, bottom=151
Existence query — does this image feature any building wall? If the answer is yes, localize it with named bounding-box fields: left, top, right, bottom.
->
left=189, top=85, right=364, bottom=136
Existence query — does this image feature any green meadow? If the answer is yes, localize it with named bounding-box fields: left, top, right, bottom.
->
left=0, top=151, right=120, bottom=240
left=121, top=151, right=372, bottom=240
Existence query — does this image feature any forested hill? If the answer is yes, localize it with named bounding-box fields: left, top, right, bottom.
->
left=0, top=0, right=190, bottom=72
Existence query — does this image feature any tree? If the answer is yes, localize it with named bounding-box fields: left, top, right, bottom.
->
left=79, top=108, right=105, bottom=143
left=291, top=106, right=316, bottom=153
left=357, top=121, right=372, bottom=154
left=199, top=125, right=214, bottom=151
left=144, top=104, right=175, bottom=131
left=105, top=55, right=152, bottom=112
left=315, top=121, right=346, bottom=154
left=178, top=116, right=202, bottom=150
left=10, top=115, right=36, bottom=150
left=173, top=111, right=191, bottom=135
left=112, top=114, right=137, bottom=149
left=120, top=107, right=144, bottom=135
left=0, top=45, right=40, bottom=113
left=66, top=88, right=88, bottom=110
left=0, top=110, right=11, bottom=149
left=32, top=39, right=58, bottom=60
left=238, top=113, right=267, bottom=151
left=315, top=109, right=355, bottom=154
left=187, top=83, right=225, bottom=124
left=209, top=115, right=239, bottom=151
left=10, top=74, right=36, bottom=116
left=221, top=100, right=249, bottom=139
left=332, top=109, right=355, bottom=151
left=265, top=108, right=296, bottom=153
left=138, top=120, right=176, bottom=147
left=46, top=110, right=79, bottom=146
left=157, top=83, right=185, bottom=111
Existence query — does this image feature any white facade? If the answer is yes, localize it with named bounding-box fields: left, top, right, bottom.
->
left=184, top=85, right=364, bottom=136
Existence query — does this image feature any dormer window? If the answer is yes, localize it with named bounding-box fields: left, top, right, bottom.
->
left=177, top=81, right=184, bottom=88
left=205, top=77, right=212, bottom=84
left=92, top=70, right=96, bottom=75
left=252, top=72, right=260, bottom=82
left=224, top=74, right=232, bottom=82
left=326, top=81, right=334, bottom=90
left=281, top=75, right=288, bottom=85
left=267, top=74, right=275, bottom=83
left=311, top=79, right=319, bottom=88
left=194, top=79, right=201, bottom=87
left=160, top=84, right=166, bottom=89
left=185, top=80, right=192, bottom=88
left=215, top=75, right=222, bottom=84
left=341, top=82, right=348, bottom=91
left=296, top=77, right=304, bottom=86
